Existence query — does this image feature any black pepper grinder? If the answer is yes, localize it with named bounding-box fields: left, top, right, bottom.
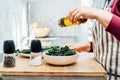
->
left=30, top=39, right=42, bottom=66
left=3, top=40, right=16, bottom=67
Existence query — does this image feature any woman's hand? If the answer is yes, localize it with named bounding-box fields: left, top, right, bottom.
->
left=67, top=44, right=83, bottom=52
left=67, top=42, right=91, bottom=53
left=67, top=5, right=113, bottom=28
left=67, top=5, right=98, bottom=23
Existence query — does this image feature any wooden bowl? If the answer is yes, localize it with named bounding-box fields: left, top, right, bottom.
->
left=33, top=27, right=51, bottom=38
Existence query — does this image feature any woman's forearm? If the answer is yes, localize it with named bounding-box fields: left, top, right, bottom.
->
left=94, top=10, right=120, bottom=41
left=80, top=42, right=92, bottom=52
left=67, top=42, right=91, bottom=53
left=95, top=10, right=113, bottom=29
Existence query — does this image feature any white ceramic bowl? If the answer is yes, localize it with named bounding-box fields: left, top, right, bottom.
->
left=42, top=52, right=79, bottom=65
left=33, top=27, right=51, bottom=38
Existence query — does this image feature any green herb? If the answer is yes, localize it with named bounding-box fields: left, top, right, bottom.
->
left=45, top=46, right=76, bottom=56
left=15, top=49, right=20, bottom=53
left=14, top=48, right=50, bottom=55
left=20, top=49, right=31, bottom=54
left=14, top=49, right=20, bottom=56
left=14, top=46, right=76, bottom=56
left=14, top=49, right=31, bottom=55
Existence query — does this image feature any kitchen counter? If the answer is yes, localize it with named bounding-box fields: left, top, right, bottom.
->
left=0, top=53, right=107, bottom=80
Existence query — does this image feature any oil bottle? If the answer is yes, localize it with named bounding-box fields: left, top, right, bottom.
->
left=58, top=17, right=87, bottom=27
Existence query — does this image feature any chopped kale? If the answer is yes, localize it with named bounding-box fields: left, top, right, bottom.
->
left=45, top=46, right=76, bottom=56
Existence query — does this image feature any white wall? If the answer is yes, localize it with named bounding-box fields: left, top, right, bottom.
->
left=29, top=0, right=89, bottom=44
left=0, top=0, right=28, bottom=52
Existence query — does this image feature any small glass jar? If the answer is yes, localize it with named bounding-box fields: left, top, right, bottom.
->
left=3, top=53, right=16, bottom=67
left=30, top=39, right=42, bottom=66
left=30, top=52, right=42, bottom=66
left=3, top=40, right=16, bottom=68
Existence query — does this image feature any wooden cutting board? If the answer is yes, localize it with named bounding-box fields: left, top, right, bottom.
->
left=0, top=53, right=107, bottom=78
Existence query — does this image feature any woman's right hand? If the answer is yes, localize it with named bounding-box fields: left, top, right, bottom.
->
left=67, top=5, right=113, bottom=28
left=67, top=5, right=98, bottom=23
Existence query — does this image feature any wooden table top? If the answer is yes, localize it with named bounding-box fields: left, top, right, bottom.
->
left=0, top=53, right=107, bottom=78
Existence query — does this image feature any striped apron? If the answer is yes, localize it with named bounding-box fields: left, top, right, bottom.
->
left=92, top=18, right=120, bottom=80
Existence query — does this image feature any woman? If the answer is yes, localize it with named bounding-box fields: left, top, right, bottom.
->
left=67, top=0, right=120, bottom=80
